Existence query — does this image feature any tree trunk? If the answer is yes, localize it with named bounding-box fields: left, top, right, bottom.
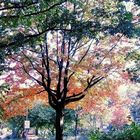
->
left=75, top=113, right=78, bottom=140
left=55, top=108, right=64, bottom=140
left=35, top=128, right=38, bottom=135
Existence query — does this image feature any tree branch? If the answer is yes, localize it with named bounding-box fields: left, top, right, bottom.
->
left=96, top=34, right=123, bottom=67
left=0, top=1, right=38, bottom=11
left=0, top=1, right=66, bottom=18
left=77, top=40, right=93, bottom=64
left=65, top=76, right=104, bottom=105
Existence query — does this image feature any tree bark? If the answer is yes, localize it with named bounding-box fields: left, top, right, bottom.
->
left=55, top=108, right=64, bottom=140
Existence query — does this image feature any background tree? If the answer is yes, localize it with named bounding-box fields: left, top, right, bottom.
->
left=7, top=103, right=76, bottom=139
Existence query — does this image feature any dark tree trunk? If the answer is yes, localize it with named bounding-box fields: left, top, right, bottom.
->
left=55, top=108, right=64, bottom=140
left=75, top=113, right=78, bottom=139
left=35, top=128, right=38, bottom=135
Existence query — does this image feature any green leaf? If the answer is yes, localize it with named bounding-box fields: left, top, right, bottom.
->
left=124, top=12, right=133, bottom=21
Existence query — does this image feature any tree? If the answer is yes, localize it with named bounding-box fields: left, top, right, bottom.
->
left=7, top=103, right=76, bottom=139
left=29, top=104, right=77, bottom=137
left=0, top=0, right=139, bottom=139
left=7, top=115, right=24, bottom=139
left=1, top=72, right=131, bottom=131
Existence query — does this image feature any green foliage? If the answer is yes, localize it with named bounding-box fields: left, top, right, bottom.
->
left=0, top=0, right=138, bottom=60
left=0, top=84, right=10, bottom=120
left=125, top=49, right=140, bottom=82
left=0, top=107, right=4, bottom=120
left=109, top=123, right=140, bottom=140
left=7, top=103, right=76, bottom=138
left=0, top=83, right=10, bottom=102
left=8, top=115, right=25, bottom=138
left=88, top=123, right=140, bottom=140
left=88, top=129, right=103, bottom=140
left=29, top=104, right=55, bottom=130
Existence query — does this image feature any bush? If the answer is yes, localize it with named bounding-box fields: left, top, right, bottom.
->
left=88, top=123, right=140, bottom=140
left=88, top=129, right=103, bottom=140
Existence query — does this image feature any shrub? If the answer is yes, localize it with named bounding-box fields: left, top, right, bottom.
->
left=88, top=123, right=140, bottom=140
